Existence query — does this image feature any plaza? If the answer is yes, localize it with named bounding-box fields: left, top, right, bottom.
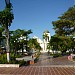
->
left=0, top=52, right=75, bottom=75
left=0, top=0, right=75, bottom=75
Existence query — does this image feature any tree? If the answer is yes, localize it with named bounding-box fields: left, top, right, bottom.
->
left=52, top=6, right=75, bottom=54
left=43, top=30, right=49, bottom=41
left=49, top=35, right=72, bottom=54
left=28, top=38, right=41, bottom=51
left=0, top=3, right=14, bottom=62
left=52, top=6, right=75, bottom=36
left=10, top=29, right=32, bottom=56
left=0, top=26, right=5, bottom=47
left=52, top=20, right=73, bottom=36
left=19, top=29, right=32, bottom=54
left=49, top=36, right=60, bottom=52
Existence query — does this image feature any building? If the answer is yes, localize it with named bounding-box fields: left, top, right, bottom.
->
left=33, top=30, right=51, bottom=52
left=43, top=30, right=51, bottom=52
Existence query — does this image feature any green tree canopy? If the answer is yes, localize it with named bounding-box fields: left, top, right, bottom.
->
left=28, top=38, right=41, bottom=50
left=0, top=2, right=14, bottom=62
left=52, top=6, right=75, bottom=36
left=51, top=6, right=75, bottom=54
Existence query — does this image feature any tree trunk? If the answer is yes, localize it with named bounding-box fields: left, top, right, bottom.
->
left=22, top=43, right=24, bottom=55
left=5, top=26, right=10, bottom=62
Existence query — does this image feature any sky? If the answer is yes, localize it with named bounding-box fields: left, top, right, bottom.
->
left=0, top=0, right=74, bottom=39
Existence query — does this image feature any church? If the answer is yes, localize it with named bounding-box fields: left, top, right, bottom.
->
left=33, top=30, right=51, bottom=52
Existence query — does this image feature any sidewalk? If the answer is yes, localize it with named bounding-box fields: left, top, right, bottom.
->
left=31, top=52, right=75, bottom=67
left=0, top=52, right=75, bottom=75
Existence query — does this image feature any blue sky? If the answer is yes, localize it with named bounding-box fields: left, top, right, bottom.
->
left=0, top=0, right=74, bottom=39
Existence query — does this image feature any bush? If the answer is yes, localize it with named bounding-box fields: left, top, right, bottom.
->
left=34, top=57, right=39, bottom=63
left=16, top=60, right=29, bottom=66
left=0, top=53, right=19, bottom=64
left=34, top=51, right=40, bottom=63
left=73, top=56, right=75, bottom=61
left=53, top=53, right=62, bottom=58
left=0, top=53, right=7, bottom=64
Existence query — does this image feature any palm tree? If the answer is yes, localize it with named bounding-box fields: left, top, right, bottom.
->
left=43, top=30, right=50, bottom=42
left=28, top=38, right=41, bottom=51
left=43, top=30, right=50, bottom=51
left=0, top=2, right=14, bottom=62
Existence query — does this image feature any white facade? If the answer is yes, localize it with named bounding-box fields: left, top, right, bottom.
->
left=33, top=31, right=51, bottom=52
left=33, top=36, right=44, bottom=50
left=43, top=31, right=51, bottom=52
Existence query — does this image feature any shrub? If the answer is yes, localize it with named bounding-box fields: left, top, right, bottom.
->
left=16, top=60, right=29, bottom=66
left=0, top=53, right=7, bottom=64
left=53, top=53, right=62, bottom=58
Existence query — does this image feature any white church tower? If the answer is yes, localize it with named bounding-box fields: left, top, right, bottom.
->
left=33, top=30, right=51, bottom=52
left=43, top=30, right=51, bottom=52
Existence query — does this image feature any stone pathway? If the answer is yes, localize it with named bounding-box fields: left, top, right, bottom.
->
left=31, top=52, right=75, bottom=67
left=0, top=52, right=75, bottom=75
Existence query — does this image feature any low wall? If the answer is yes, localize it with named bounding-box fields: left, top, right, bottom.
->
left=0, top=64, right=19, bottom=67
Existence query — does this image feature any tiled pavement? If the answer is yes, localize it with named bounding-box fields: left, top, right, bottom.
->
left=0, top=52, right=75, bottom=75
left=0, top=66, right=75, bottom=75
left=31, top=52, right=75, bottom=67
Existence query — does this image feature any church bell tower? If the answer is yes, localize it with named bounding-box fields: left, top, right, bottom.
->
left=43, top=30, right=51, bottom=52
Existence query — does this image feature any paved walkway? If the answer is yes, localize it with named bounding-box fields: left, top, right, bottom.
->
left=31, top=52, right=75, bottom=67
left=16, top=56, right=36, bottom=61
left=0, top=52, right=75, bottom=75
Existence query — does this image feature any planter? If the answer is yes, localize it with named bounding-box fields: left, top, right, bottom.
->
left=0, top=64, right=19, bottom=67
left=29, top=60, right=34, bottom=65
